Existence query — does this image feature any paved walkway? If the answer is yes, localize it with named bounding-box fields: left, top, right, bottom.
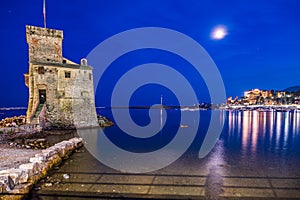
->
left=29, top=146, right=300, bottom=199
left=0, top=144, right=41, bottom=170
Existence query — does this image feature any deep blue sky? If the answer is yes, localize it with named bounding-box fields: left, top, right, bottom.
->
left=1, top=0, right=300, bottom=107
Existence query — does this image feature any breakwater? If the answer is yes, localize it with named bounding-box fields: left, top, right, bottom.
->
left=0, top=137, right=83, bottom=200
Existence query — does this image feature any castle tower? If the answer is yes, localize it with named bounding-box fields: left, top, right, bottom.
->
left=26, top=25, right=63, bottom=63
left=24, top=25, right=98, bottom=128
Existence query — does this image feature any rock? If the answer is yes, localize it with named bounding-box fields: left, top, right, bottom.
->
left=54, top=181, right=60, bottom=185
left=10, top=182, right=33, bottom=196
left=25, top=138, right=50, bottom=149
left=0, top=182, right=3, bottom=193
left=19, top=162, right=39, bottom=178
left=18, top=171, right=29, bottom=184
left=44, top=182, right=52, bottom=187
left=0, top=115, right=26, bottom=128
left=69, top=137, right=83, bottom=148
left=14, top=138, right=23, bottom=144
left=63, top=174, right=70, bottom=179
left=33, top=153, right=46, bottom=162
left=97, top=115, right=114, bottom=127
left=30, top=157, right=42, bottom=163
left=0, top=175, right=15, bottom=192
left=0, top=169, right=23, bottom=185
left=75, top=149, right=85, bottom=153
left=6, top=176, right=15, bottom=191
left=56, top=141, right=74, bottom=157
left=42, top=147, right=59, bottom=157
left=34, top=186, right=41, bottom=191
left=36, top=138, right=46, bottom=143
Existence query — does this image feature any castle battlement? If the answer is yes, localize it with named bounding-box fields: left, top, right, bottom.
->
left=26, top=25, right=63, bottom=39
left=26, top=25, right=63, bottom=63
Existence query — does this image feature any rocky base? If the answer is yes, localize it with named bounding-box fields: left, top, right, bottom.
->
left=0, top=115, right=113, bottom=137
left=0, top=116, right=112, bottom=147
left=0, top=124, right=42, bottom=141
left=0, top=116, right=26, bottom=129
left=0, top=127, right=54, bottom=150
left=0, top=137, right=83, bottom=200
left=97, top=115, right=114, bottom=127
left=4, top=138, right=50, bottom=150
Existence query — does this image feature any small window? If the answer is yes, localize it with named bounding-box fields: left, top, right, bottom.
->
left=89, top=73, right=92, bottom=80
left=38, top=67, right=45, bottom=74
left=80, top=58, right=88, bottom=66
left=65, top=71, right=71, bottom=78
left=63, top=59, right=67, bottom=64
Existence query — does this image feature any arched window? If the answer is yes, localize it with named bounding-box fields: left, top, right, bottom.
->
left=80, top=58, right=88, bottom=66
left=38, top=66, right=45, bottom=74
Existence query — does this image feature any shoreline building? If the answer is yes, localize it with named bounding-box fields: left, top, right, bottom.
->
left=24, top=25, right=98, bottom=128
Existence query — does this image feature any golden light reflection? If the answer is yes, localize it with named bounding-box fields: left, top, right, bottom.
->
left=284, top=112, right=289, bottom=146
left=269, top=111, right=275, bottom=141
left=251, top=111, right=259, bottom=153
left=237, top=111, right=242, bottom=134
left=296, top=110, right=300, bottom=135
left=242, top=111, right=250, bottom=152
left=227, top=110, right=300, bottom=154
left=228, top=111, right=233, bottom=135
left=293, top=111, right=297, bottom=136
left=260, top=111, right=266, bottom=136
left=276, top=112, right=282, bottom=146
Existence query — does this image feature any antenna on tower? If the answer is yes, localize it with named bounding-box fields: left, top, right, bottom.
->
left=43, top=0, right=46, bottom=28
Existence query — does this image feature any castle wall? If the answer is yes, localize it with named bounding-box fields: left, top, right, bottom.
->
left=67, top=67, right=98, bottom=127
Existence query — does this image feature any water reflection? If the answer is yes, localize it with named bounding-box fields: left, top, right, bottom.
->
left=225, top=110, right=300, bottom=155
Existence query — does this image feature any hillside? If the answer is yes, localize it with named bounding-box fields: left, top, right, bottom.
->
left=284, top=86, right=300, bottom=92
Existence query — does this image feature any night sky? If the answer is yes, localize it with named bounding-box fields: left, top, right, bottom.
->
left=1, top=0, right=300, bottom=107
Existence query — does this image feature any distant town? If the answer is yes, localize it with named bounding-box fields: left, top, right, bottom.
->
left=182, top=87, right=300, bottom=111
left=226, top=87, right=300, bottom=106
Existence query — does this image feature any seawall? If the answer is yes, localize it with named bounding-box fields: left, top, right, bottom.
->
left=0, top=137, right=83, bottom=199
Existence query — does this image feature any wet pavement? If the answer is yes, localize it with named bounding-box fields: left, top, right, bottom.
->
left=28, top=141, right=300, bottom=199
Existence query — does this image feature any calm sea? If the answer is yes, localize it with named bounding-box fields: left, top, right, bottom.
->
left=96, top=108, right=300, bottom=176
left=0, top=108, right=27, bottom=120
left=2, top=108, right=300, bottom=176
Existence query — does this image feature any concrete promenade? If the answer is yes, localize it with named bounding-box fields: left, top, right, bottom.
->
left=29, top=145, right=300, bottom=199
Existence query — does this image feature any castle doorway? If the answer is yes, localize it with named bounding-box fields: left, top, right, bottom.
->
left=39, top=89, right=46, bottom=104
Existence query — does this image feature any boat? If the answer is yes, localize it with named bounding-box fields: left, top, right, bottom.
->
left=180, top=125, right=188, bottom=128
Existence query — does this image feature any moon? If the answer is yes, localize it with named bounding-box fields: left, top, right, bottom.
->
left=211, top=26, right=227, bottom=40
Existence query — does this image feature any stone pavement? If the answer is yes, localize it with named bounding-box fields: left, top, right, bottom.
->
left=28, top=146, right=300, bottom=199
left=0, top=144, right=41, bottom=171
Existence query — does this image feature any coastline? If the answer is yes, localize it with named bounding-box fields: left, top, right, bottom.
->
left=220, top=104, right=300, bottom=111
left=0, top=113, right=113, bottom=199
left=0, top=137, right=83, bottom=199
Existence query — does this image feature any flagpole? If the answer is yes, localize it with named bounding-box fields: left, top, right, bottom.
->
left=43, top=0, right=46, bottom=28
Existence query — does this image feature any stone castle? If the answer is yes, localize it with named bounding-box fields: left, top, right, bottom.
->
left=24, top=25, right=98, bottom=128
